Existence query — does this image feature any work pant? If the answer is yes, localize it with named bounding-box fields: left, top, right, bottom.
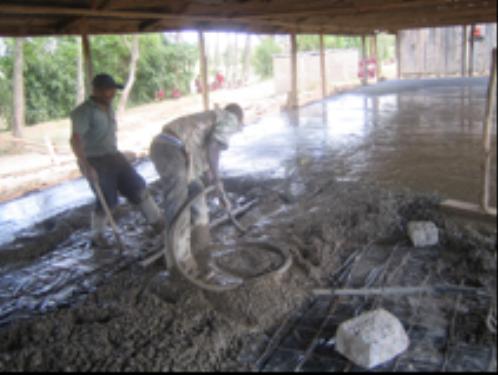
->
left=87, top=152, right=146, bottom=213
left=150, top=137, right=209, bottom=265
left=86, top=152, right=162, bottom=239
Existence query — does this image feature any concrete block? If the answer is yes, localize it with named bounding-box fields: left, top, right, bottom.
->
left=407, top=221, right=439, bottom=247
left=335, top=308, right=409, bottom=369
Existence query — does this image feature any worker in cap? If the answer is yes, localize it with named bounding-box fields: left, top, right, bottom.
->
left=70, top=73, right=164, bottom=248
left=150, top=103, right=244, bottom=272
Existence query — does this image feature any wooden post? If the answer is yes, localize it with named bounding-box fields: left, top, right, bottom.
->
left=480, top=48, right=497, bottom=213
left=82, top=34, right=93, bottom=96
left=198, top=30, right=210, bottom=111
left=289, top=32, right=298, bottom=108
left=319, top=33, right=327, bottom=98
left=12, top=37, right=25, bottom=138
left=373, top=34, right=381, bottom=80
left=461, top=25, right=468, bottom=77
left=361, top=35, right=368, bottom=85
left=469, top=25, right=476, bottom=77
left=396, top=31, right=402, bottom=79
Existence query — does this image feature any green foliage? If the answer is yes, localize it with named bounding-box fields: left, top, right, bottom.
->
left=252, top=37, right=282, bottom=79
left=297, top=35, right=362, bottom=52
left=297, top=34, right=394, bottom=62
left=0, top=34, right=198, bottom=128
left=0, top=41, right=12, bottom=130
left=132, top=34, right=197, bottom=105
left=23, top=37, right=79, bottom=124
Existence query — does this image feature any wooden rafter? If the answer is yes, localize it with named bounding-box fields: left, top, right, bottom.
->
left=0, top=0, right=495, bottom=37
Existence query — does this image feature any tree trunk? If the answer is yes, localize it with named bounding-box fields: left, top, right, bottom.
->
left=214, top=32, right=221, bottom=68
left=76, top=38, right=85, bottom=105
left=118, top=35, right=140, bottom=118
left=241, top=34, right=252, bottom=84
left=12, top=37, right=25, bottom=138
left=232, top=33, right=239, bottom=85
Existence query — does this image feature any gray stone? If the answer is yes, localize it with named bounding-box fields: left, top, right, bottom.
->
left=335, top=308, right=409, bottom=369
left=407, top=221, right=439, bottom=247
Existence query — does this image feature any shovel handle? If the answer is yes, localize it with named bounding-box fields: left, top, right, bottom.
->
left=93, top=178, right=125, bottom=254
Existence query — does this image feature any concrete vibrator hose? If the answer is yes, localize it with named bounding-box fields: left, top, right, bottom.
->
left=167, top=186, right=293, bottom=293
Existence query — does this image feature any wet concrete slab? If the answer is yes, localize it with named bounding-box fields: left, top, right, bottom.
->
left=1, top=77, right=495, bottom=247
left=0, top=77, right=496, bottom=330
left=223, top=77, right=496, bottom=207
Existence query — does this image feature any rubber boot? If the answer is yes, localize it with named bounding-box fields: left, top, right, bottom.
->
left=91, top=211, right=111, bottom=248
left=138, top=192, right=165, bottom=235
left=191, top=225, right=212, bottom=253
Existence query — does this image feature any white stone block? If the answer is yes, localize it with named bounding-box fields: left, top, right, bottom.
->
left=408, top=221, right=439, bottom=247
left=335, top=308, right=409, bottom=369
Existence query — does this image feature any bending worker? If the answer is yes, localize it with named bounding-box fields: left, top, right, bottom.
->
left=70, top=73, right=164, bottom=248
left=150, top=103, right=244, bottom=271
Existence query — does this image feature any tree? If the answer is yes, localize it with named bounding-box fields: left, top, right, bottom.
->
left=252, top=37, right=282, bottom=79
left=76, top=39, right=85, bottom=105
left=118, top=35, right=139, bottom=118
left=0, top=34, right=198, bottom=128
left=241, top=34, right=252, bottom=84
left=12, top=37, right=24, bottom=138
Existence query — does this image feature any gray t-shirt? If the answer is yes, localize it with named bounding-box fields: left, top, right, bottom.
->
left=70, top=98, right=118, bottom=157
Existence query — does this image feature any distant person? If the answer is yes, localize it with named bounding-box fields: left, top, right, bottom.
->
left=156, top=89, right=165, bottom=101
left=70, top=73, right=164, bottom=248
left=149, top=103, right=244, bottom=270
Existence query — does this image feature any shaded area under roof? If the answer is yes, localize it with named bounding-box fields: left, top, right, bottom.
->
left=0, top=0, right=496, bottom=37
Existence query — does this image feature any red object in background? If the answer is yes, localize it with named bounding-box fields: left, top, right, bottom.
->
left=155, top=89, right=165, bottom=101
left=171, top=88, right=181, bottom=99
left=215, top=72, right=225, bottom=87
left=358, top=58, right=377, bottom=79
left=473, top=25, right=484, bottom=40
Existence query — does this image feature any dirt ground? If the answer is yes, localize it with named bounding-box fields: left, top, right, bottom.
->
left=0, top=165, right=495, bottom=371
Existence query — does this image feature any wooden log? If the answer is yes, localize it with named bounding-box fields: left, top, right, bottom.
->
left=82, top=33, right=93, bottom=96
left=361, top=34, right=368, bottom=85
left=319, top=33, right=327, bottom=98
left=441, top=199, right=496, bottom=222
left=198, top=30, right=210, bottom=111
left=461, top=25, right=468, bottom=77
left=469, top=24, right=476, bottom=77
left=396, top=31, right=402, bottom=79
left=289, top=32, right=298, bottom=108
left=480, top=48, right=497, bottom=213
left=373, top=33, right=381, bottom=79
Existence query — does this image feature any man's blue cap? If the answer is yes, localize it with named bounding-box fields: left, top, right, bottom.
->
left=92, top=73, right=124, bottom=90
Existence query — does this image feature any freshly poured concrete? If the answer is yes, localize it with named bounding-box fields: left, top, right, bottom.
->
left=1, top=77, right=495, bottom=246
left=223, top=77, right=496, bottom=206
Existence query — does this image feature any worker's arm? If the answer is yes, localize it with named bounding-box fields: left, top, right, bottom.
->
left=70, top=108, right=97, bottom=183
left=70, top=133, right=97, bottom=183
left=207, top=139, right=231, bottom=210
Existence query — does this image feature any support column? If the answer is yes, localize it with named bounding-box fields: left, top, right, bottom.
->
left=373, top=34, right=381, bottom=80
left=361, top=35, right=368, bottom=85
left=396, top=31, right=402, bottom=79
left=480, top=48, right=497, bottom=213
left=461, top=25, right=468, bottom=77
left=289, top=32, right=298, bottom=108
left=469, top=25, right=475, bottom=77
left=319, top=33, right=327, bottom=98
left=82, top=34, right=93, bottom=96
left=198, top=31, right=210, bottom=111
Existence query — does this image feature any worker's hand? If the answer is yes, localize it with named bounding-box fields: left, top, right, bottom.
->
left=216, top=181, right=232, bottom=212
left=204, top=170, right=215, bottom=185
